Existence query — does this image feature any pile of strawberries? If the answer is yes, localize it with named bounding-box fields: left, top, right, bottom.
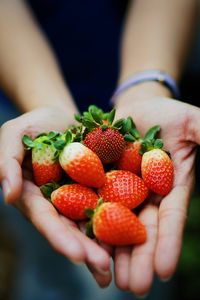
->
left=23, top=105, right=174, bottom=246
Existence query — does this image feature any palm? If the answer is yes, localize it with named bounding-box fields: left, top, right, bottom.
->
left=0, top=107, right=111, bottom=287
left=114, top=97, right=200, bottom=294
left=13, top=159, right=112, bottom=287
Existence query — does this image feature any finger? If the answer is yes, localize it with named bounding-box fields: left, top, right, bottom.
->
left=0, top=122, right=24, bottom=203
left=86, top=240, right=112, bottom=287
left=79, top=221, right=114, bottom=256
left=85, top=243, right=112, bottom=288
left=155, top=185, right=190, bottom=280
left=70, top=220, right=111, bottom=272
left=128, top=205, right=158, bottom=296
left=114, top=246, right=132, bottom=291
left=86, top=263, right=112, bottom=288
left=60, top=222, right=112, bottom=289
left=15, top=180, right=86, bottom=264
left=1, top=158, right=23, bottom=203
left=98, top=241, right=114, bottom=257
left=59, top=216, right=112, bottom=288
left=62, top=218, right=112, bottom=286
left=86, top=241, right=113, bottom=288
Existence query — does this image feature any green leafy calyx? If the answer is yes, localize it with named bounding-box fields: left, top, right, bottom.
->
left=85, top=198, right=104, bottom=239
left=140, top=125, right=165, bottom=154
left=40, top=182, right=60, bottom=199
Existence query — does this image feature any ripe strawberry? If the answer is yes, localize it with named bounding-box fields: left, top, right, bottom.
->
left=116, top=124, right=163, bottom=175
left=141, top=148, right=174, bottom=196
left=84, top=127, right=125, bottom=164
left=116, top=141, right=142, bottom=174
left=98, top=170, right=149, bottom=209
left=75, top=105, right=136, bottom=164
left=51, top=184, right=99, bottom=220
left=22, top=133, right=62, bottom=186
left=89, top=202, right=146, bottom=246
left=59, top=142, right=106, bottom=188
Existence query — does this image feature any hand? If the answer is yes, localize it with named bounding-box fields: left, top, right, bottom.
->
left=0, top=106, right=112, bottom=286
left=113, top=84, right=200, bottom=296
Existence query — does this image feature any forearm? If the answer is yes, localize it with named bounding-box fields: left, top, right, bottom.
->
left=119, top=0, right=197, bottom=84
left=0, top=0, right=77, bottom=114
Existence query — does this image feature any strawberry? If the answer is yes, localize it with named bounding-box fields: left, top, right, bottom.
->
left=84, top=127, right=125, bottom=164
left=116, top=141, right=142, bottom=175
left=141, top=148, right=174, bottom=196
left=98, top=170, right=149, bottom=209
left=22, top=132, right=63, bottom=186
left=59, top=142, right=106, bottom=188
left=87, top=202, right=146, bottom=246
left=116, top=124, right=163, bottom=175
left=75, top=105, right=137, bottom=164
left=51, top=184, right=99, bottom=220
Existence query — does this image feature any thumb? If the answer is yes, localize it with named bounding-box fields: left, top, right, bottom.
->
left=0, top=122, right=24, bottom=203
left=1, top=158, right=23, bottom=203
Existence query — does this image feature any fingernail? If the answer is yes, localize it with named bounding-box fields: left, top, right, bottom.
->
left=160, top=276, right=172, bottom=282
left=2, top=180, right=11, bottom=201
left=94, top=266, right=110, bottom=277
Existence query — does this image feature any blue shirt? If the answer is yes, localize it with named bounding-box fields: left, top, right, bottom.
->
left=28, top=0, right=128, bottom=111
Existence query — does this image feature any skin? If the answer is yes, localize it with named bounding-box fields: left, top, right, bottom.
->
left=0, top=0, right=111, bottom=284
left=0, top=107, right=112, bottom=283
left=111, top=0, right=198, bottom=295
left=0, top=0, right=198, bottom=295
left=114, top=82, right=199, bottom=295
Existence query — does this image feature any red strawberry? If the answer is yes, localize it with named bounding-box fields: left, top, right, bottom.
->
left=141, top=148, right=174, bottom=196
left=22, top=133, right=62, bottom=186
left=75, top=105, right=131, bottom=164
left=116, top=124, right=164, bottom=175
left=51, top=184, right=99, bottom=220
left=116, top=141, right=142, bottom=174
left=32, top=153, right=62, bottom=186
left=98, top=170, right=149, bottom=209
left=91, top=202, right=147, bottom=246
left=84, top=127, right=125, bottom=164
left=59, top=142, right=106, bottom=188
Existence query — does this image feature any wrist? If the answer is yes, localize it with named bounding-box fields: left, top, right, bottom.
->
left=114, top=81, right=172, bottom=109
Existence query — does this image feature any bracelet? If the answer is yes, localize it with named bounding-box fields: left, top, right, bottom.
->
left=111, top=70, right=180, bottom=103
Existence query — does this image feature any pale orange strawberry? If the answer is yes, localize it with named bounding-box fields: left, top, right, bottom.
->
left=116, top=141, right=142, bottom=174
left=51, top=184, right=99, bottom=220
left=98, top=170, right=149, bottom=209
left=59, top=142, right=106, bottom=188
left=141, top=148, right=174, bottom=196
left=91, top=202, right=147, bottom=246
